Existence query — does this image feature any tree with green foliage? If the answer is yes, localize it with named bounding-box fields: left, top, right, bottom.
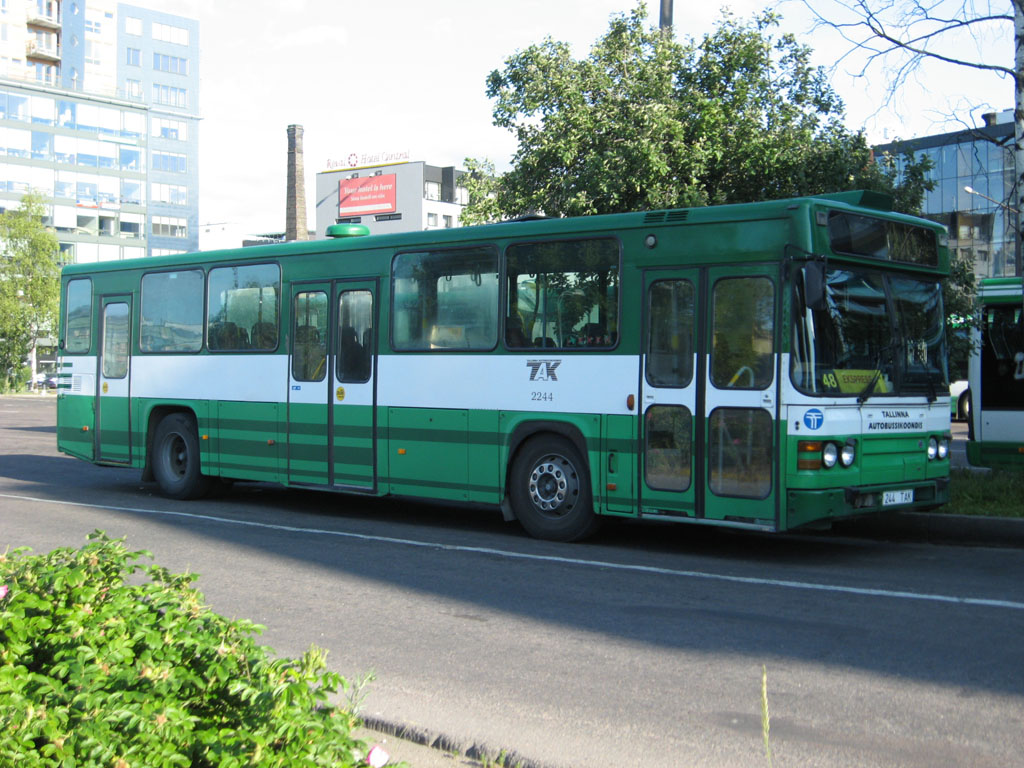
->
left=0, top=192, right=60, bottom=391
left=463, top=2, right=975, bottom=377
left=462, top=3, right=934, bottom=224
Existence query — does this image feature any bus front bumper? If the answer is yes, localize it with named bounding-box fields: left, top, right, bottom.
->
left=786, top=478, right=950, bottom=529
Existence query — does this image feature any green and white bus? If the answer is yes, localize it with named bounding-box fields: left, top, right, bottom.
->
left=56, top=191, right=952, bottom=541
left=966, top=277, right=1024, bottom=467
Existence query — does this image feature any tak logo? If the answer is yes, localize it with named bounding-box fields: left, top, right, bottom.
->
left=527, top=359, right=561, bottom=381
left=803, top=408, right=825, bottom=430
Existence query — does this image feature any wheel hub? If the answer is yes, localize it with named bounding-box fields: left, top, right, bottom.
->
left=169, top=435, right=187, bottom=477
left=528, top=455, right=578, bottom=515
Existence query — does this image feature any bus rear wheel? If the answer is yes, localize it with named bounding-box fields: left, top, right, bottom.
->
left=509, top=436, right=600, bottom=542
left=153, top=412, right=212, bottom=500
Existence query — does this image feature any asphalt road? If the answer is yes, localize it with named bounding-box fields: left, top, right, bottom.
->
left=2, top=395, right=1023, bottom=768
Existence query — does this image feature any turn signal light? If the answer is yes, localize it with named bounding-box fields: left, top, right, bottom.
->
left=798, top=440, right=822, bottom=470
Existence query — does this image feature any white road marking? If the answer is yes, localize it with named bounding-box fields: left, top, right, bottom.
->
left=4, top=491, right=1023, bottom=611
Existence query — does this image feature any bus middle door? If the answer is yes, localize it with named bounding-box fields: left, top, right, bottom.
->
left=287, top=281, right=378, bottom=490
left=96, top=295, right=132, bottom=465
left=640, top=270, right=699, bottom=519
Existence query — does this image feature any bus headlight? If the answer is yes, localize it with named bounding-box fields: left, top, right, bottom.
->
left=840, top=440, right=856, bottom=467
left=937, top=438, right=949, bottom=459
left=822, top=442, right=839, bottom=468
left=927, top=437, right=938, bottom=460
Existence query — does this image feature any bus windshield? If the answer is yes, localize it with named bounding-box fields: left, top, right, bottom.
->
left=792, top=265, right=947, bottom=399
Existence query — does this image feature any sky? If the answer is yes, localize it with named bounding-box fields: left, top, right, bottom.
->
left=125, top=0, right=1014, bottom=234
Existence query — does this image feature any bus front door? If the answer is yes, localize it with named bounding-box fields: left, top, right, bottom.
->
left=640, top=266, right=779, bottom=528
left=701, top=266, right=779, bottom=527
left=287, top=281, right=377, bottom=490
left=96, top=295, right=132, bottom=464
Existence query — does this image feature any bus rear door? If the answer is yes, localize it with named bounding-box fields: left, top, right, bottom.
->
left=96, top=295, right=132, bottom=464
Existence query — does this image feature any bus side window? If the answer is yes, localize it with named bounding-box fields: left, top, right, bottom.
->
left=392, top=247, right=498, bottom=351
left=64, top=278, right=93, bottom=353
left=208, top=263, right=280, bottom=353
left=506, top=238, right=620, bottom=351
left=141, top=270, right=204, bottom=353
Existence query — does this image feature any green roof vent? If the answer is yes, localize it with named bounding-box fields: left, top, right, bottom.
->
left=325, top=223, right=370, bottom=238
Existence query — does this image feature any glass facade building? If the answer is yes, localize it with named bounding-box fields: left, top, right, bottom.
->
left=874, top=110, right=1017, bottom=279
left=0, top=0, right=199, bottom=262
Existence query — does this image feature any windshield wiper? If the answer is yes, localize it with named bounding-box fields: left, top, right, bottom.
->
left=858, top=342, right=899, bottom=404
left=857, top=368, right=883, bottom=404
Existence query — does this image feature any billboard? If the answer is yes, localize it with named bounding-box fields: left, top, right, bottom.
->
left=338, top=174, right=397, bottom=216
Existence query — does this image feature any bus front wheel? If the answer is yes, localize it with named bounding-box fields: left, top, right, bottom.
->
left=153, top=413, right=212, bottom=500
left=509, top=436, right=600, bottom=542
left=957, top=390, right=971, bottom=421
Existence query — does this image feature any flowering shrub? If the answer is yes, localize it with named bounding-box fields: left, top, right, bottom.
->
left=0, top=531, right=367, bottom=767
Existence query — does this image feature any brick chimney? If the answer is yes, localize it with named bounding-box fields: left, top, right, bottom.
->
left=286, top=125, right=308, bottom=241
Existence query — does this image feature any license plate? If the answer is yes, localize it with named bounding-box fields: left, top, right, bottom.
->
left=882, top=489, right=914, bottom=506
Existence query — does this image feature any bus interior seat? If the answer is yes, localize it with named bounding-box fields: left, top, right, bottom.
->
left=294, top=325, right=320, bottom=344
left=534, top=337, right=556, bottom=348
left=581, top=323, right=606, bottom=346
left=251, top=321, right=278, bottom=349
left=505, top=316, right=528, bottom=347
left=209, top=321, right=249, bottom=350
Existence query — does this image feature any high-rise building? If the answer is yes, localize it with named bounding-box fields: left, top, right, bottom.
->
left=0, top=0, right=199, bottom=262
left=874, top=110, right=1017, bottom=279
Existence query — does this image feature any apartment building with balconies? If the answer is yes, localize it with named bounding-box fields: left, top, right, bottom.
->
left=0, top=0, right=199, bottom=262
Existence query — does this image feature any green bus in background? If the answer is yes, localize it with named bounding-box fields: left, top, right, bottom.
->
left=57, top=191, right=952, bottom=541
left=966, top=277, right=1024, bottom=467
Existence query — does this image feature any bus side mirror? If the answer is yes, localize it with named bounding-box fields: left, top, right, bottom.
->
left=804, top=263, right=826, bottom=312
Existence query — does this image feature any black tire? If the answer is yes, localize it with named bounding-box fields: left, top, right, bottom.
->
left=509, top=436, right=600, bottom=542
left=152, top=412, right=212, bottom=500
left=957, top=390, right=970, bottom=421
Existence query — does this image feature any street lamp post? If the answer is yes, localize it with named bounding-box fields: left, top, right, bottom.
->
left=964, top=185, right=1023, bottom=278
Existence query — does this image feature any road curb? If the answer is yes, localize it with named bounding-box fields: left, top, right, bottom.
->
left=361, top=714, right=550, bottom=768
left=833, top=512, right=1024, bottom=548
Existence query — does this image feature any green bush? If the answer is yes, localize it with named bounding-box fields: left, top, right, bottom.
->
left=0, top=532, right=367, bottom=767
